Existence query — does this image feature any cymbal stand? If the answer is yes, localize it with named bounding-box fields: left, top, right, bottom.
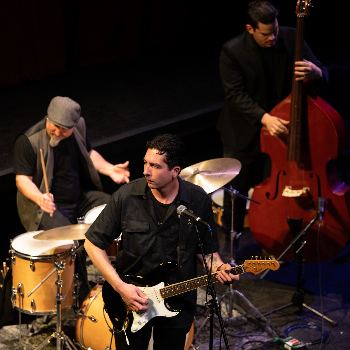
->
left=219, top=186, right=260, bottom=320
left=36, top=246, right=82, bottom=350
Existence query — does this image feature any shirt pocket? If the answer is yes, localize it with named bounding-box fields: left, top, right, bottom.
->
left=122, top=220, right=151, bottom=255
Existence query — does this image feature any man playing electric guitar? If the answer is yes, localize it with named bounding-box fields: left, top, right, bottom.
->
left=84, top=134, right=239, bottom=350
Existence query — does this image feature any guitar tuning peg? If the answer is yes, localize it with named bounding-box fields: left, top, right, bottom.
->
left=255, top=256, right=258, bottom=260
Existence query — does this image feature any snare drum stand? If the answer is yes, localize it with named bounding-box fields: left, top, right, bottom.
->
left=37, top=252, right=80, bottom=350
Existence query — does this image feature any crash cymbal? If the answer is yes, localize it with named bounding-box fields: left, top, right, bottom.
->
left=33, top=224, right=91, bottom=240
left=179, top=158, right=241, bottom=194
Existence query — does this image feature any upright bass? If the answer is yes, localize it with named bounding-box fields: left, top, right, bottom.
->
left=248, top=0, right=350, bottom=262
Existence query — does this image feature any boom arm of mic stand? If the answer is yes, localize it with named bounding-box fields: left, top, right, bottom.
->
left=221, top=186, right=260, bottom=205
left=260, top=215, right=320, bottom=279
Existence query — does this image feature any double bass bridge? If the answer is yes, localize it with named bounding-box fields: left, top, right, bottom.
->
left=282, top=186, right=310, bottom=197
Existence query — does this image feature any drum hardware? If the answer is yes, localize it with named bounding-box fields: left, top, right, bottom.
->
left=27, top=260, right=66, bottom=299
left=72, top=273, right=80, bottom=310
left=10, top=244, right=16, bottom=265
left=31, top=299, right=36, bottom=313
left=37, top=246, right=82, bottom=350
left=11, top=282, right=24, bottom=346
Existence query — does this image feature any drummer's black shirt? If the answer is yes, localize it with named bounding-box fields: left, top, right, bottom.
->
left=85, top=176, right=219, bottom=328
left=14, top=133, right=92, bottom=203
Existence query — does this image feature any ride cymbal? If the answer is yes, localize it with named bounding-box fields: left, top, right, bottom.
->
left=33, top=224, right=91, bottom=240
left=179, top=158, right=241, bottom=193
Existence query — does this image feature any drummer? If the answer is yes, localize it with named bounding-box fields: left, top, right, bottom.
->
left=13, top=96, right=130, bottom=302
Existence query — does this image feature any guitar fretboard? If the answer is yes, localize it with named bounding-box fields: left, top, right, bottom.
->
left=160, top=265, right=246, bottom=299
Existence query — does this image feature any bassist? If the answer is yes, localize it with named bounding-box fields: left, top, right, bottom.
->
left=84, top=134, right=239, bottom=350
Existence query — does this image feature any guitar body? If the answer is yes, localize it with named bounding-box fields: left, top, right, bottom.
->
left=102, top=261, right=180, bottom=333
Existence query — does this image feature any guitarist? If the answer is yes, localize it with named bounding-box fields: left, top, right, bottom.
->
left=84, top=134, right=239, bottom=350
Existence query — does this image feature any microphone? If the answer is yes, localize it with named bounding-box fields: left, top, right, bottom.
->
left=177, top=205, right=209, bottom=226
left=317, top=197, right=325, bottom=222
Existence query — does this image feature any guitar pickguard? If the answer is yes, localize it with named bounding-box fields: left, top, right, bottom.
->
left=131, top=282, right=179, bottom=332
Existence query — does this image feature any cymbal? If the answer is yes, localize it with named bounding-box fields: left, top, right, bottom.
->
left=179, top=158, right=241, bottom=194
left=33, top=224, right=91, bottom=240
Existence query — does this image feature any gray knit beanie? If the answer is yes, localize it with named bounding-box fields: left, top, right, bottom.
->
left=47, top=96, right=81, bottom=129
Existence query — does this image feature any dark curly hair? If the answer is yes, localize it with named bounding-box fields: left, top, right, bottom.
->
left=247, top=1, right=279, bottom=30
left=146, top=134, right=186, bottom=171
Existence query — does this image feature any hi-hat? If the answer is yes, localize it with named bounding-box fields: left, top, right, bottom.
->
left=33, top=224, right=91, bottom=240
left=179, top=158, right=241, bottom=194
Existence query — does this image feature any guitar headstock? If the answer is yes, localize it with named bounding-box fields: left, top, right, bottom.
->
left=296, top=0, right=311, bottom=17
left=243, top=257, right=280, bottom=275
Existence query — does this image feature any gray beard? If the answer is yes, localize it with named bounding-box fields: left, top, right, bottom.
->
left=49, top=137, right=61, bottom=147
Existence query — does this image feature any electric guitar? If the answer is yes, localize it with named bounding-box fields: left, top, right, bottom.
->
left=102, top=258, right=279, bottom=334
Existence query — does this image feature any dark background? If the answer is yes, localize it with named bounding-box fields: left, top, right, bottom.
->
left=1, top=1, right=350, bottom=348
left=1, top=0, right=349, bottom=266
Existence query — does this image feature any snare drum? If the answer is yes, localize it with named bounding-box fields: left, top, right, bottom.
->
left=84, top=205, right=121, bottom=258
left=11, top=231, right=75, bottom=315
left=76, top=285, right=194, bottom=350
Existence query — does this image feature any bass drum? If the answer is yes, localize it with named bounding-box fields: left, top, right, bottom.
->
left=76, top=285, right=194, bottom=350
left=76, top=285, right=116, bottom=350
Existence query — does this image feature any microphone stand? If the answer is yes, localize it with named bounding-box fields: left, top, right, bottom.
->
left=260, top=211, right=337, bottom=326
left=194, top=222, right=230, bottom=350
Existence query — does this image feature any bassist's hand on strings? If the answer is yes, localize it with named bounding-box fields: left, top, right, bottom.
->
left=261, top=113, right=289, bottom=137
left=117, top=282, right=149, bottom=313
left=295, top=59, right=322, bottom=81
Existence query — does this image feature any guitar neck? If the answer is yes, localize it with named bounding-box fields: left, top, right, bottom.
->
left=160, top=265, right=246, bottom=299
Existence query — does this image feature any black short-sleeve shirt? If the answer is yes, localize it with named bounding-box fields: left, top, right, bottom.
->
left=85, top=176, right=219, bottom=328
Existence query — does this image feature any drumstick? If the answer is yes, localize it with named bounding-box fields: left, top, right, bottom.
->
left=40, top=149, right=53, bottom=217
left=3, top=262, right=7, bottom=277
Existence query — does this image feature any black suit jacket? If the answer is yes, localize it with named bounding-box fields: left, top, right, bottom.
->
left=217, top=26, right=329, bottom=151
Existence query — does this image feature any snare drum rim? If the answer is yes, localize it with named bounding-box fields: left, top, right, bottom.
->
left=12, top=304, right=69, bottom=316
left=11, top=244, right=76, bottom=262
